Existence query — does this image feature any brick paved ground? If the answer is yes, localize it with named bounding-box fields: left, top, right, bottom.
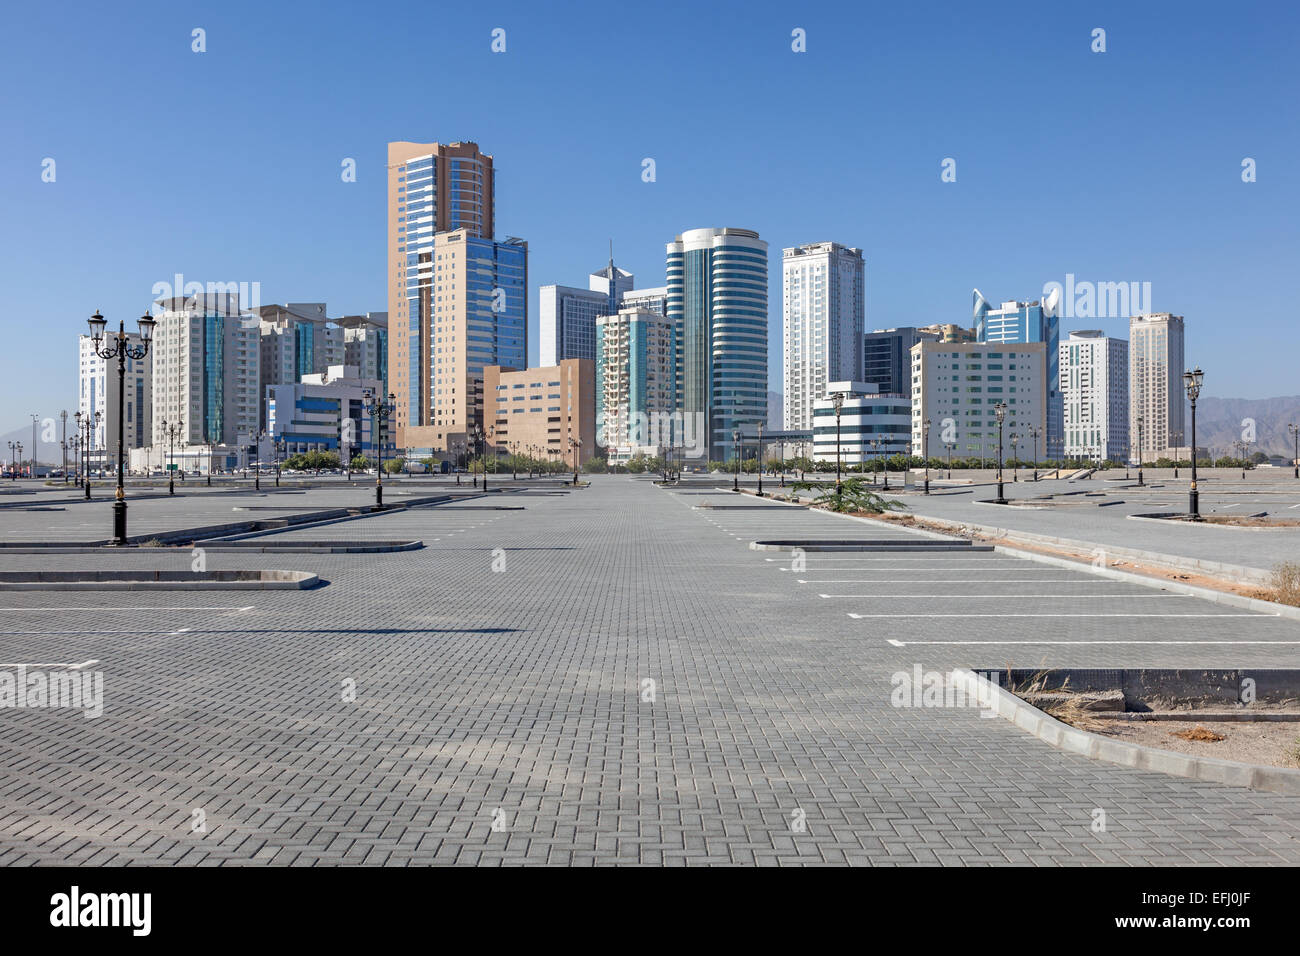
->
left=1, top=476, right=1298, bottom=865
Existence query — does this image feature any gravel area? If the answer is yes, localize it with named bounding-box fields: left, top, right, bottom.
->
left=1101, top=719, right=1300, bottom=770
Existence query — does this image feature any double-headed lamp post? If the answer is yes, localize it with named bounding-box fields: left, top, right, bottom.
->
left=162, top=418, right=184, bottom=495
left=755, top=421, right=764, bottom=496
left=7, top=442, right=20, bottom=481
left=87, top=311, right=156, bottom=545
left=1288, top=422, right=1299, bottom=480
left=1029, top=425, right=1041, bottom=482
left=922, top=418, right=932, bottom=495
left=60, top=410, right=69, bottom=483
left=1183, top=367, right=1204, bottom=519
left=994, top=401, right=1008, bottom=504
left=569, top=435, right=582, bottom=485
left=362, top=390, right=395, bottom=508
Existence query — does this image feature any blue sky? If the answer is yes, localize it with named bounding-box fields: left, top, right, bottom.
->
left=2, top=0, right=1296, bottom=434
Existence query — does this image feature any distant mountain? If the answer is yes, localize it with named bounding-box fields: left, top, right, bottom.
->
left=0, top=422, right=70, bottom=469
left=1195, top=396, right=1300, bottom=458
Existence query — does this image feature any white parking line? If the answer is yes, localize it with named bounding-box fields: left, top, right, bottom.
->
left=0, top=659, right=99, bottom=668
left=886, top=638, right=1298, bottom=646
left=853, top=612, right=1276, bottom=619
left=798, top=578, right=1099, bottom=583
left=0, top=606, right=254, bottom=612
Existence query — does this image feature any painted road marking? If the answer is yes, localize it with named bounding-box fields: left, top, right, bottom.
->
left=0, top=659, right=99, bottom=668
left=854, top=612, right=1277, bottom=619
left=886, top=638, right=1297, bottom=646
left=821, top=592, right=1186, bottom=599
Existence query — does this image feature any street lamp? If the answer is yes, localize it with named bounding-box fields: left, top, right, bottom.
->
left=1183, top=367, right=1204, bottom=519
left=755, top=421, right=764, bottom=496
left=1288, top=422, right=1299, bottom=480
left=922, top=418, right=932, bottom=494
left=733, top=428, right=741, bottom=492
left=832, top=392, right=845, bottom=497
left=162, top=418, right=184, bottom=495
left=60, top=410, right=69, bottom=483
left=7, top=442, right=20, bottom=481
left=1010, top=433, right=1019, bottom=482
left=88, top=311, right=156, bottom=544
left=569, top=435, right=582, bottom=484
left=945, top=441, right=953, bottom=480
left=362, top=390, right=395, bottom=508
left=1029, top=425, right=1041, bottom=482
left=994, top=401, right=1008, bottom=504
left=1136, top=414, right=1145, bottom=487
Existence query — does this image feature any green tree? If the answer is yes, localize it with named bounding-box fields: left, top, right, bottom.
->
left=384, top=456, right=405, bottom=475
left=791, top=476, right=908, bottom=515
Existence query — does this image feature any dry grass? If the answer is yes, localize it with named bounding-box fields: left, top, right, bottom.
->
left=1170, top=725, right=1227, bottom=742
left=1041, top=697, right=1116, bottom=734
left=1269, top=561, right=1300, bottom=607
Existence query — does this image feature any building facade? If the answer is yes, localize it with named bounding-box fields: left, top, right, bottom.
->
left=812, top=381, right=911, bottom=464
left=482, top=359, right=595, bottom=467
left=918, top=322, right=977, bottom=344
left=596, top=307, right=677, bottom=464
left=910, top=341, right=1048, bottom=463
left=1129, top=312, right=1186, bottom=460
left=863, top=327, right=938, bottom=396
left=539, top=263, right=635, bottom=367
left=782, top=242, right=865, bottom=431
left=78, top=332, right=152, bottom=472
left=265, top=364, right=383, bottom=460
left=667, top=227, right=768, bottom=461
left=339, top=313, right=389, bottom=397
left=973, top=290, right=1062, bottom=458
left=388, top=141, right=502, bottom=453
left=619, top=286, right=667, bottom=316
left=151, top=293, right=259, bottom=448
left=1060, top=330, right=1129, bottom=462
left=257, top=303, right=344, bottom=427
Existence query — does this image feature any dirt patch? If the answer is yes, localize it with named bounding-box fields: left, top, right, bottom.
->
left=1103, top=720, right=1300, bottom=770
left=1202, top=516, right=1300, bottom=527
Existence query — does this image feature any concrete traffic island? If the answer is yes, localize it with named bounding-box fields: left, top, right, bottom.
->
left=952, top=668, right=1300, bottom=795
left=0, top=569, right=319, bottom=590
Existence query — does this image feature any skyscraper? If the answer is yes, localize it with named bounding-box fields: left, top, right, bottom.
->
left=256, top=303, right=344, bottom=428
left=974, top=289, right=1063, bottom=458
left=539, top=262, right=633, bottom=367
left=151, top=293, right=260, bottom=447
left=782, top=242, right=865, bottom=430
left=1060, top=330, right=1129, bottom=462
left=79, top=332, right=152, bottom=472
left=596, top=307, right=677, bottom=464
left=1129, top=312, right=1186, bottom=459
left=667, top=227, right=768, bottom=461
left=387, top=142, right=525, bottom=453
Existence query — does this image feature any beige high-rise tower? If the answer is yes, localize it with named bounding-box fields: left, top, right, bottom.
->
left=1129, top=312, right=1185, bottom=458
left=387, top=141, right=499, bottom=451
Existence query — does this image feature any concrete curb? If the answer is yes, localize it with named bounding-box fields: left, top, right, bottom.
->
left=950, top=668, right=1300, bottom=795
left=898, top=512, right=1272, bottom=584
left=0, top=569, right=319, bottom=590
left=1127, top=513, right=1298, bottom=532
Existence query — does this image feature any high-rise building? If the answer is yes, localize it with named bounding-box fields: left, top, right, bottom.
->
left=483, top=359, right=595, bottom=466
left=257, top=303, right=344, bottom=427
left=338, top=313, right=389, bottom=397
left=620, top=286, right=668, bottom=315
left=918, top=323, right=977, bottom=343
left=782, top=242, right=865, bottom=430
left=910, top=341, right=1047, bottom=463
left=863, top=327, right=938, bottom=396
left=79, top=332, right=152, bottom=472
left=667, top=227, right=768, bottom=461
left=388, top=141, right=506, bottom=453
left=1129, top=312, right=1186, bottom=459
left=266, top=364, right=384, bottom=459
left=539, top=261, right=635, bottom=367
left=1060, top=330, right=1129, bottom=462
left=974, top=289, right=1062, bottom=457
left=812, top=381, right=911, bottom=464
left=151, top=293, right=260, bottom=448
left=596, top=307, right=677, bottom=464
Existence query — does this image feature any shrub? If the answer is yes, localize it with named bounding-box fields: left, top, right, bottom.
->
left=1270, top=561, right=1300, bottom=607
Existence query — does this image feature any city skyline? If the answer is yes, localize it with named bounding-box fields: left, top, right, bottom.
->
left=3, top=1, right=1297, bottom=433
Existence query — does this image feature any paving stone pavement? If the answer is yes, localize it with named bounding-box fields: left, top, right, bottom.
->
left=1, top=477, right=1298, bottom=865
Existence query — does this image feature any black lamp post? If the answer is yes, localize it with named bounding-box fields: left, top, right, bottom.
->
left=1288, top=423, right=1298, bottom=480
left=68, top=435, right=80, bottom=486
left=946, top=442, right=953, bottom=480
left=470, top=427, right=483, bottom=489
left=1183, top=367, right=1203, bottom=519
left=1029, top=425, right=1041, bottom=482
left=994, top=401, right=1008, bottom=504
left=1010, top=433, right=1019, bottom=482
left=755, top=421, right=764, bottom=496
left=832, top=392, right=844, bottom=497
left=732, top=428, right=741, bottom=492
left=162, top=418, right=184, bottom=495
left=363, top=390, right=395, bottom=508
left=569, top=434, right=582, bottom=485
left=922, top=418, right=931, bottom=494
left=87, top=310, right=156, bottom=545
left=7, top=442, right=19, bottom=481
left=1136, top=414, right=1145, bottom=487
left=60, top=410, right=68, bottom=483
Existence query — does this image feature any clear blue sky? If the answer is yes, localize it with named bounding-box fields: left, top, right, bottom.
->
left=2, top=0, right=1296, bottom=435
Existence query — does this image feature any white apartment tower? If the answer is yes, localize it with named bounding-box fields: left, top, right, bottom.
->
left=1060, top=330, right=1129, bottom=462
left=1129, top=313, right=1186, bottom=458
left=151, top=293, right=260, bottom=448
left=782, top=242, right=865, bottom=430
